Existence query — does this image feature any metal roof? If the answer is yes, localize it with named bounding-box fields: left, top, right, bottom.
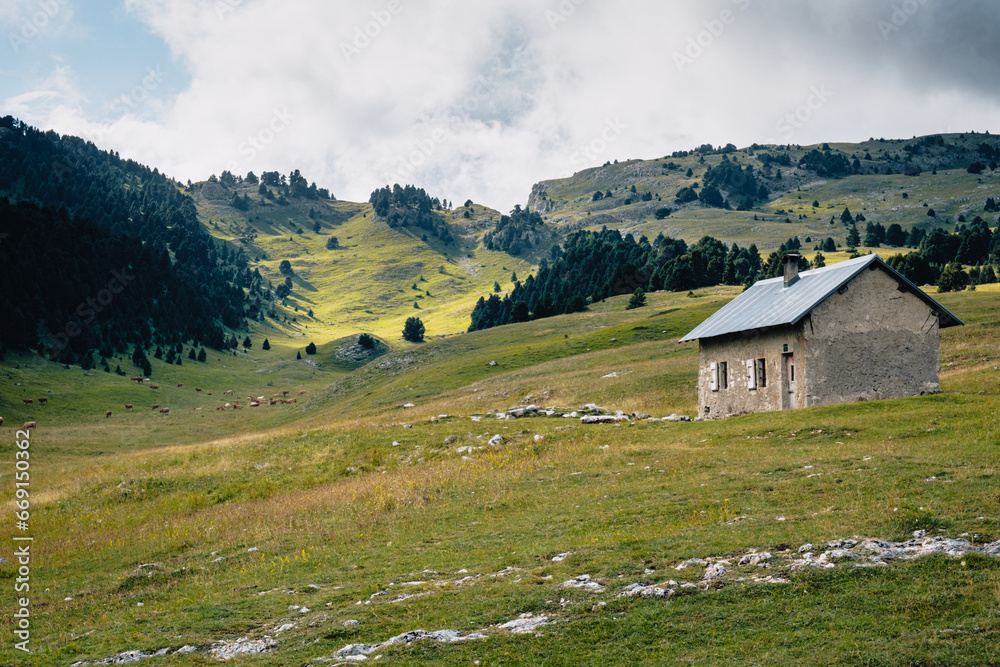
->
left=679, top=254, right=963, bottom=343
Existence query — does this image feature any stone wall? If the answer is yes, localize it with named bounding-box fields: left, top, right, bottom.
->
left=695, top=263, right=943, bottom=418
left=804, top=264, right=941, bottom=406
left=697, top=325, right=805, bottom=419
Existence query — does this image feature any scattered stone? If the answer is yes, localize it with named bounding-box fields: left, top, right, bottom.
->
left=174, top=646, right=197, bottom=654
left=344, top=620, right=360, bottom=626
left=738, top=552, right=773, bottom=567
left=497, top=613, right=552, bottom=634
left=488, top=361, right=497, bottom=367
left=274, top=623, right=295, bottom=633
left=798, top=543, right=814, bottom=553
left=725, top=516, right=749, bottom=525
left=618, top=583, right=675, bottom=599
left=488, top=435, right=503, bottom=446
left=551, top=552, right=571, bottom=562
left=563, top=412, right=579, bottom=418
left=334, top=628, right=486, bottom=661
left=403, top=424, right=413, bottom=429
left=580, top=415, right=630, bottom=424
left=403, top=403, right=415, bottom=409
left=210, top=637, right=276, bottom=660
left=702, top=562, right=729, bottom=581
left=674, top=558, right=707, bottom=570
left=534, top=434, right=543, bottom=442
left=663, top=414, right=691, bottom=422
left=560, top=574, right=604, bottom=591
left=602, top=372, right=619, bottom=378
left=444, top=435, right=458, bottom=445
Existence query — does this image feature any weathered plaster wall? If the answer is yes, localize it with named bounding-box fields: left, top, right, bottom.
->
left=698, top=325, right=805, bottom=419
left=805, top=264, right=941, bottom=406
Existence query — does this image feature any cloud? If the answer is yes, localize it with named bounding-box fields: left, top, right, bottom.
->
left=6, top=0, right=1000, bottom=213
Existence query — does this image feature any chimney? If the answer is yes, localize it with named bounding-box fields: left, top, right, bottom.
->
left=783, top=253, right=801, bottom=287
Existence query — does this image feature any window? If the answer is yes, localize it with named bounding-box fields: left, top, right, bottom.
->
left=757, top=358, right=767, bottom=387
left=719, top=362, right=728, bottom=389
left=746, top=359, right=756, bottom=390
left=790, top=362, right=795, bottom=382
left=710, top=362, right=719, bottom=392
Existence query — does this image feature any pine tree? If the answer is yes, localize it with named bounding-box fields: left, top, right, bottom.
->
left=197, top=348, right=207, bottom=362
left=402, top=317, right=425, bottom=342
left=262, top=338, right=271, bottom=350
left=296, top=351, right=301, bottom=359
left=188, top=348, right=197, bottom=360
left=626, top=287, right=647, bottom=310
left=243, top=336, right=252, bottom=348
left=847, top=223, right=861, bottom=248
left=493, top=281, right=501, bottom=293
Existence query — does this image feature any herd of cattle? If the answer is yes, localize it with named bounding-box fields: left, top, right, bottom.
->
left=5, top=380, right=308, bottom=428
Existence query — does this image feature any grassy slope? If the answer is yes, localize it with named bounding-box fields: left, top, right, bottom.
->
left=195, top=186, right=533, bottom=345
left=2, top=286, right=999, bottom=666
left=529, top=135, right=1000, bottom=252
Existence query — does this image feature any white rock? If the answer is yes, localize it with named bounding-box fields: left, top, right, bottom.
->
left=498, top=613, right=552, bottom=634
left=552, top=552, right=571, bottom=562
left=488, top=435, right=503, bottom=446
left=560, top=574, right=604, bottom=591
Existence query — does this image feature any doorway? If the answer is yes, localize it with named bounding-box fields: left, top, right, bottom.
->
left=782, top=353, right=798, bottom=410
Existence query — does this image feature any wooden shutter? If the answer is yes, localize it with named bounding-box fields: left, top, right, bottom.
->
left=746, top=359, right=756, bottom=390
left=710, top=362, right=719, bottom=392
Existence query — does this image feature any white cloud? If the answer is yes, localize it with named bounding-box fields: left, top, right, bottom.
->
left=6, top=0, right=1000, bottom=212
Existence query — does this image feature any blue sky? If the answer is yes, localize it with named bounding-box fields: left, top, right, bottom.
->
left=3, top=0, right=999, bottom=212
left=2, top=0, right=187, bottom=122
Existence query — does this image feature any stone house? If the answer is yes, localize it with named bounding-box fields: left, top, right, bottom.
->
left=679, top=254, right=962, bottom=419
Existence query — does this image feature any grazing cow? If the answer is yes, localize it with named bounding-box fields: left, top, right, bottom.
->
left=0, top=416, right=4, bottom=426
left=249, top=401, right=260, bottom=407
left=195, top=388, right=203, bottom=392
left=150, top=385, right=160, bottom=390
left=37, top=398, right=48, bottom=405
left=105, top=411, right=112, bottom=418
left=299, top=391, right=306, bottom=395
left=281, top=390, right=290, bottom=395
left=224, top=403, right=232, bottom=409
left=151, top=404, right=159, bottom=410
left=177, top=383, right=184, bottom=387
left=23, top=399, right=32, bottom=405
left=224, top=390, right=233, bottom=396
left=125, top=404, right=134, bottom=410
left=284, top=398, right=297, bottom=404
left=23, top=421, right=36, bottom=430
left=233, top=404, right=244, bottom=410
left=143, top=378, right=150, bottom=384
left=269, top=399, right=279, bottom=406
left=216, top=406, right=224, bottom=411
left=256, top=396, right=265, bottom=402
left=160, top=408, right=170, bottom=414
left=131, top=377, right=143, bottom=383
left=207, top=392, right=214, bottom=396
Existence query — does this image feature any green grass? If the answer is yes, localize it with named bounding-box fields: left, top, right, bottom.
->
left=2, top=285, right=1000, bottom=665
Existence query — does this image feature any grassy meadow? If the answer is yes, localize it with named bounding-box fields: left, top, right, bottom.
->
left=1, top=282, right=999, bottom=665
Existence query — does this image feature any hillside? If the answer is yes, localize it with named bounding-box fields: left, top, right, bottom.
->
left=527, top=134, right=1000, bottom=251
left=1, top=284, right=999, bottom=665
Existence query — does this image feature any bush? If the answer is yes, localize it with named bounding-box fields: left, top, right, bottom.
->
left=402, top=317, right=425, bottom=343
left=305, top=342, right=317, bottom=355
left=358, top=333, right=375, bottom=350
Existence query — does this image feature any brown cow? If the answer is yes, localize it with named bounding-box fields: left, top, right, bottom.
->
left=125, top=404, right=134, bottom=410
left=105, top=411, right=112, bottom=418
left=151, top=404, right=160, bottom=410
left=131, top=377, right=143, bottom=382
left=150, top=385, right=160, bottom=390
left=299, top=391, right=306, bottom=395
left=23, top=399, right=32, bottom=405
left=0, top=416, right=4, bottom=426
left=195, top=388, right=202, bottom=392
left=269, top=399, right=279, bottom=406
left=22, top=421, right=36, bottom=430
left=37, top=398, right=48, bottom=405
left=249, top=401, right=260, bottom=407
left=159, top=408, right=170, bottom=414
left=177, top=383, right=185, bottom=387
left=281, top=390, right=290, bottom=395
left=224, top=390, right=233, bottom=396
left=233, top=404, right=244, bottom=410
